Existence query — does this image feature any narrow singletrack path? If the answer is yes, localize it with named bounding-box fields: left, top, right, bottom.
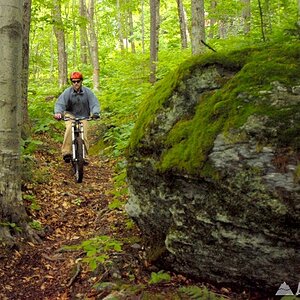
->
left=1, top=150, right=113, bottom=299
left=0, top=132, right=261, bottom=300
left=0, top=132, right=144, bottom=299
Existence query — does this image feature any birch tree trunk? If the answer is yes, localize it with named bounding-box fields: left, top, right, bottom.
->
left=149, top=0, right=160, bottom=84
left=208, top=0, right=217, bottom=39
left=22, top=0, right=31, bottom=129
left=72, top=0, right=77, bottom=68
left=219, top=19, right=227, bottom=38
left=0, top=0, right=39, bottom=246
left=53, top=0, right=68, bottom=87
left=241, top=0, right=251, bottom=34
left=191, top=0, right=205, bottom=55
left=176, top=0, right=188, bottom=49
left=79, top=0, right=89, bottom=65
left=117, top=0, right=124, bottom=50
left=128, top=10, right=136, bottom=53
left=87, top=0, right=100, bottom=91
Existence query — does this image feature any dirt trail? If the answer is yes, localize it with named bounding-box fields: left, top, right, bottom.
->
left=0, top=146, right=124, bottom=299
left=0, top=121, right=150, bottom=300
left=0, top=135, right=263, bottom=300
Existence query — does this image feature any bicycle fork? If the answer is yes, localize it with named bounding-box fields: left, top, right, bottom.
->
left=80, top=122, right=86, bottom=159
left=71, top=122, right=86, bottom=161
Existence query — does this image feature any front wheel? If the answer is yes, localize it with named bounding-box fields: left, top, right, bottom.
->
left=74, top=137, right=84, bottom=183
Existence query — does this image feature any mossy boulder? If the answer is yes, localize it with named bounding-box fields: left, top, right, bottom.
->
left=126, top=42, right=300, bottom=293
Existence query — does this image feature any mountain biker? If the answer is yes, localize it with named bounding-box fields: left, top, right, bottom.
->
left=54, top=71, right=100, bottom=163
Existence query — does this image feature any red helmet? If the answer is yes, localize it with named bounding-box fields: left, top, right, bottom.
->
left=70, top=71, right=83, bottom=80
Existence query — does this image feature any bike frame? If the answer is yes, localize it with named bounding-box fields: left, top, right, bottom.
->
left=63, top=114, right=91, bottom=183
left=71, top=119, right=86, bottom=162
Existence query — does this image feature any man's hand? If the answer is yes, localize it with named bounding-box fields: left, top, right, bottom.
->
left=54, top=113, right=62, bottom=120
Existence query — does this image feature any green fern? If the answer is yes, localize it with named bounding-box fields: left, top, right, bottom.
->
left=149, top=270, right=171, bottom=284
left=179, top=286, right=225, bottom=300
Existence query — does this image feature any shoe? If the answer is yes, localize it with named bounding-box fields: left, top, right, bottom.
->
left=84, top=159, right=89, bottom=166
left=63, top=154, right=72, bottom=163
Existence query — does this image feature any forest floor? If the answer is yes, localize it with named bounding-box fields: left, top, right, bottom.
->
left=0, top=129, right=267, bottom=300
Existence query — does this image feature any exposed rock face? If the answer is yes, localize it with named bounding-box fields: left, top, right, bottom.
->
left=126, top=55, right=300, bottom=292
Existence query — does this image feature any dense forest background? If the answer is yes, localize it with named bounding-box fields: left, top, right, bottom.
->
left=28, top=0, right=300, bottom=161
left=12, top=0, right=298, bottom=244
left=0, top=0, right=299, bottom=298
left=0, top=0, right=298, bottom=259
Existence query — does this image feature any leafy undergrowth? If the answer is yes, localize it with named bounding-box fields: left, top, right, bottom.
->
left=0, top=128, right=264, bottom=300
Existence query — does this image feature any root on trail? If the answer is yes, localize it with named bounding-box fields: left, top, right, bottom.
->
left=0, top=222, right=42, bottom=248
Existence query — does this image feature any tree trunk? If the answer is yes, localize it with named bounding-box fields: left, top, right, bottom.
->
left=219, top=19, right=227, bottom=38
left=149, top=0, right=160, bottom=84
left=0, top=0, right=40, bottom=247
left=241, top=0, right=251, bottom=34
left=22, top=0, right=31, bottom=131
left=208, top=0, right=217, bottom=39
left=257, top=0, right=266, bottom=42
left=53, top=0, right=68, bottom=87
left=87, top=0, right=100, bottom=91
left=72, top=0, right=77, bottom=68
left=128, top=10, right=136, bottom=53
left=117, top=0, right=124, bottom=50
left=79, top=0, right=88, bottom=65
left=191, top=0, right=205, bottom=55
left=176, top=0, right=188, bottom=49
left=50, top=28, right=55, bottom=73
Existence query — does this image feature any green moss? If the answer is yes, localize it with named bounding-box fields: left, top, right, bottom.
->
left=129, top=41, right=300, bottom=176
left=159, top=91, right=227, bottom=173
left=128, top=52, right=243, bottom=153
left=268, top=106, right=300, bottom=149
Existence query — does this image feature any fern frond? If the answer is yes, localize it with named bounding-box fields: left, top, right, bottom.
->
left=179, top=285, right=226, bottom=300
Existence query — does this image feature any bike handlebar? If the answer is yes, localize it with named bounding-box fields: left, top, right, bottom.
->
left=63, top=116, right=94, bottom=121
left=54, top=111, right=100, bottom=121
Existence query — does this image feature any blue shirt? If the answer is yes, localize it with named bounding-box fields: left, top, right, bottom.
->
left=54, top=86, right=100, bottom=118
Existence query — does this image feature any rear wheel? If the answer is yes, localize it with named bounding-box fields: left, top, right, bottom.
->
left=74, top=137, right=84, bottom=183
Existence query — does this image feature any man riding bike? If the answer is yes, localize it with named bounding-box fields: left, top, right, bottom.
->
left=54, top=71, right=100, bottom=164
